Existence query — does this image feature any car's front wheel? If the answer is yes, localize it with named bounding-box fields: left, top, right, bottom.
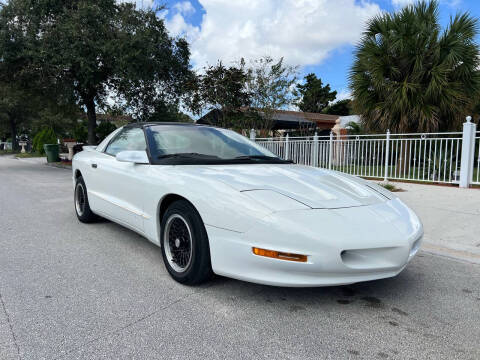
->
left=161, top=200, right=213, bottom=285
left=74, top=176, right=97, bottom=223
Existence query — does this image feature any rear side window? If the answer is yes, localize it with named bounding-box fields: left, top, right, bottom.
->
left=105, top=127, right=146, bottom=156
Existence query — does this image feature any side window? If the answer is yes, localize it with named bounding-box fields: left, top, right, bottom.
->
left=96, top=127, right=122, bottom=152
left=105, top=128, right=146, bottom=156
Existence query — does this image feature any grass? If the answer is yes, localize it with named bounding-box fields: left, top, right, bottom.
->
left=15, top=152, right=44, bottom=158
left=1, top=150, right=44, bottom=158
left=378, top=182, right=404, bottom=192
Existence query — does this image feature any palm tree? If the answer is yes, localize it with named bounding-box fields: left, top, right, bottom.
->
left=350, top=1, right=480, bottom=133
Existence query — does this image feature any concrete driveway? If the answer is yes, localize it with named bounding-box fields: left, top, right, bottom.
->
left=0, top=156, right=479, bottom=360
left=376, top=181, right=480, bottom=264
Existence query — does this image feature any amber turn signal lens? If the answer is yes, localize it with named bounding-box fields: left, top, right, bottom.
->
left=252, top=247, right=307, bottom=262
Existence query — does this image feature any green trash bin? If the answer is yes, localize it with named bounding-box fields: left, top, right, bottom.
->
left=43, top=144, right=60, bottom=163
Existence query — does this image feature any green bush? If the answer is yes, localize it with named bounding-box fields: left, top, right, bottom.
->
left=73, top=121, right=88, bottom=143
left=33, top=127, right=58, bottom=155
left=96, top=121, right=117, bottom=143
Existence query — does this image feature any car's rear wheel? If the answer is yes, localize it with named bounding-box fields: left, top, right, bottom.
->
left=74, top=176, right=97, bottom=223
left=161, top=200, right=213, bottom=285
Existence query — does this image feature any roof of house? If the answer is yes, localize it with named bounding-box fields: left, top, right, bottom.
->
left=80, top=113, right=134, bottom=124
left=272, top=110, right=338, bottom=128
left=197, top=109, right=338, bottom=130
left=95, top=114, right=134, bottom=123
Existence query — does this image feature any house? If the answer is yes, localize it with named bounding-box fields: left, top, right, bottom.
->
left=196, top=109, right=339, bottom=135
left=94, top=114, right=133, bottom=127
left=78, top=113, right=133, bottom=127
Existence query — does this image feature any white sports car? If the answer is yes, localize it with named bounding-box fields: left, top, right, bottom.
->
left=72, top=123, right=423, bottom=287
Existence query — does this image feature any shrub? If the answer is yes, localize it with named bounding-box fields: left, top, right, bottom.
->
left=96, top=121, right=117, bottom=143
left=73, top=121, right=88, bottom=143
left=33, top=127, right=58, bottom=155
left=379, top=182, right=403, bottom=192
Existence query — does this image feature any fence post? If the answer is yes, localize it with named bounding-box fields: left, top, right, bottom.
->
left=312, top=132, right=319, bottom=167
left=459, top=116, right=476, bottom=188
left=285, top=133, right=290, bottom=160
left=384, top=129, right=390, bottom=182
left=328, top=131, right=333, bottom=169
left=249, top=128, right=256, bottom=141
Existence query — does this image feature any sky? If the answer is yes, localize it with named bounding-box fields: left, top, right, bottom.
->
left=129, top=0, right=480, bottom=102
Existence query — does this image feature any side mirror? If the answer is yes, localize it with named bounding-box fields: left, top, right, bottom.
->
left=116, top=150, right=149, bottom=164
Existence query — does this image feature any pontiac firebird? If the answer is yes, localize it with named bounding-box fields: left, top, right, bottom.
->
left=72, top=122, right=423, bottom=287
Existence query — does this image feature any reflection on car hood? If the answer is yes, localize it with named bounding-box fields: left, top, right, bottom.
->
left=175, top=164, right=388, bottom=209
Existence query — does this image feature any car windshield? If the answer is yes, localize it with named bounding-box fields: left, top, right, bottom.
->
left=146, top=125, right=290, bottom=165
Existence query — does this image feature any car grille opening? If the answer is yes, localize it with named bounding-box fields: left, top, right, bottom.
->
left=340, top=247, right=404, bottom=269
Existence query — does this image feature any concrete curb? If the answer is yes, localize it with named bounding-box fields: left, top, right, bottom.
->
left=422, top=242, right=480, bottom=265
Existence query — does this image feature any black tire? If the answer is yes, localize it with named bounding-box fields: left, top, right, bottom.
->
left=160, top=200, right=213, bottom=285
left=74, top=176, right=97, bottom=223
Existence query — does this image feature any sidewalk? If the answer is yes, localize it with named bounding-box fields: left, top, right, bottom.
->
left=380, top=181, right=480, bottom=264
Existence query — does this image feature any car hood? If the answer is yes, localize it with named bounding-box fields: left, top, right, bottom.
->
left=174, top=164, right=390, bottom=209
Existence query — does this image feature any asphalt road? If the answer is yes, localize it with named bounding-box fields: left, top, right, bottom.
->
left=0, top=156, right=479, bottom=360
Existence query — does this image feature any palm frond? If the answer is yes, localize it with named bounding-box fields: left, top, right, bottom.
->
left=350, top=0, right=480, bottom=132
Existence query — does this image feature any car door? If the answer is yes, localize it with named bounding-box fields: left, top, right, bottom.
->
left=92, top=127, right=149, bottom=231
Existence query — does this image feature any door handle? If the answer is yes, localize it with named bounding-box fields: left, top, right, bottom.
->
left=91, top=163, right=97, bottom=168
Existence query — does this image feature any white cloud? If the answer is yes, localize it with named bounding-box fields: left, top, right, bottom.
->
left=117, top=0, right=154, bottom=9
left=392, top=0, right=461, bottom=9
left=174, top=1, right=196, bottom=16
left=166, top=0, right=381, bottom=69
left=391, top=0, right=415, bottom=7
left=166, top=13, right=200, bottom=43
left=334, top=89, right=352, bottom=102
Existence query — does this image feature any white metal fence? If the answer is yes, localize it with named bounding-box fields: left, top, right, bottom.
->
left=255, top=117, right=479, bottom=187
left=474, top=133, right=480, bottom=185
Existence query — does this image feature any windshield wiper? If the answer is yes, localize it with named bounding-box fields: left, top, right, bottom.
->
left=157, top=153, right=221, bottom=160
left=233, top=155, right=293, bottom=162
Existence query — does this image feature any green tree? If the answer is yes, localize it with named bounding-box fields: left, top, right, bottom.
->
left=0, top=0, right=45, bottom=150
left=0, top=83, right=36, bottom=150
left=350, top=0, right=480, bottom=133
left=96, top=121, right=117, bottom=143
left=323, top=99, right=352, bottom=116
left=194, top=60, right=251, bottom=129
left=32, top=126, right=57, bottom=154
left=246, top=56, right=297, bottom=134
left=192, top=57, right=297, bottom=133
left=294, top=73, right=337, bottom=113
left=72, top=120, right=88, bottom=143
left=1, top=0, right=194, bottom=145
left=113, top=7, right=195, bottom=124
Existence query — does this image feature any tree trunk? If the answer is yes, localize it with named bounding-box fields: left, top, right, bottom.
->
left=86, top=98, right=97, bottom=145
left=9, top=117, right=18, bottom=152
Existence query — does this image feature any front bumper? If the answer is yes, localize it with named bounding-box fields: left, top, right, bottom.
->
left=206, top=198, right=423, bottom=287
